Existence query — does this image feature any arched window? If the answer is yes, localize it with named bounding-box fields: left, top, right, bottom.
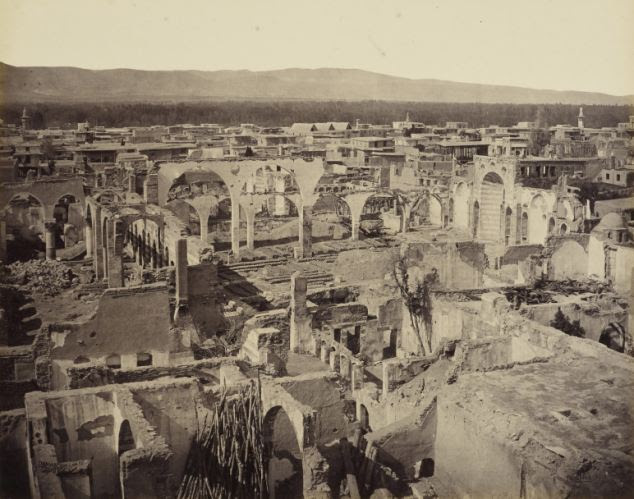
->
left=106, top=354, right=121, bottom=369
left=136, top=352, right=152, bottom=367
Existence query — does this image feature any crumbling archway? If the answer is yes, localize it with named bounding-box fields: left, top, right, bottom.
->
left=599, top=323, right=625, bottom=353
left=263, top=406, right=303, bottom=499
left=478, top=172, right=504, bottom=241
left=428, top=195, right=442, bottom=226
left=3, top=193, right=45, bottom=262
left=312, top=193, right=352, bottom=242
left=528, top=194, right=548, bottom=244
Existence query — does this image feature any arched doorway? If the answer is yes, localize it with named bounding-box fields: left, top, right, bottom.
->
left=118, top=420, right=135, bottom=456
left=479, top=172, right=504, bottom=241
left=599, top=323, right=625, bottom=353
left=548, top=217, right=556, bottom=235
left=263, top=406, right=303, bottom=499
left=428, top=196, right=442, bottom=226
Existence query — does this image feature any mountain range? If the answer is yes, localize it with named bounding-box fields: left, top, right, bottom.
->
left=1, top=62, right=632, bottom=105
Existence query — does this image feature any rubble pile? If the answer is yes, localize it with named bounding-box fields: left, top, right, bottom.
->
left=3, top=260, right=79, bottom=296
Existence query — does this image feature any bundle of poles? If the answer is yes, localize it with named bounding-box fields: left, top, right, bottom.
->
left=177, top=379, right=268, bottom=499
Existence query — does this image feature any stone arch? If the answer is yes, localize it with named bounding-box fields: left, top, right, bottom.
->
left=312, top=193, right=352, bottom=242
left=528, top=194, right=548, bottom=244
left=599, top=323, right=625, bottom=353
left=93, top=190, right=123, bottom=204
left=428, top=195, right=442, bottom=226
left=548, top=217, right=556, bottom=235
left=263, top=406, right=304, bottom=499
left=559, top=223, right=568, bottom=235
left=453, top=182, right=470, bottom=229
left=478, top=172, right=504, bottom=241
left=1, top=192, right=45, bottom=213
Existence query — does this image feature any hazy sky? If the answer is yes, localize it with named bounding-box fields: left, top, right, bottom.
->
left=1, top=0, right=633, bottom=95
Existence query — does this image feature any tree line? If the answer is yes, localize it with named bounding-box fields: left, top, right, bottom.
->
left=2, top=101, right=632, bottom=129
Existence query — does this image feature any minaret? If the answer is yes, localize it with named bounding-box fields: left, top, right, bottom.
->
left=577, top=107, right=584, bottom=130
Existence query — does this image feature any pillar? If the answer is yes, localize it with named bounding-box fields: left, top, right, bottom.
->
left=297, top=204, right=312, bottom=259
left=174, top=238, right=189, bottom=321
left=351, top=216, right=360, bottom=241
left=320, top=345, right=330, bottom=364
left=44, top=220, right=56, bottom=260
left=107, top=219, right=124, bottom=288
left=143, top=173, right=159, bottom=204
left=246, top=209, right=255, bottom=251
left=401, top=204, right=413, bottom=233
left=329, top=350, right=340, bottom=372
left=230, top=198, right=240, bottom=258
left=128, top=174, right=136, bottom=193
left=200, top=215, right=209, bottom=243
left=351, top=363, right=364, bottom=392
left=84, top=222, right=93, bottom=258
left=290, top=271, right=312, bottom=352
left=93, top=207, right=104, bottom=278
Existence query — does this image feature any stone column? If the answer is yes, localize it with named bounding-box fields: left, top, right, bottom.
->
left=230, top=197, right=240, bottom=259
left=102, top=222, right=109, bottom=280
left=290, top=271, right=312, bottom=352
left=107, top=219, right=124, bottom=288
left=84, top=221, right=93, bottom=258
left=174, top=238, right=189, bottom=321
left=401, top=204, right=413, bottom=233
left=351, top=216, right=360, bottom=241
left=297, top=204, right=312, bottom=259
left=320, top=346, right=330, bottom=364
left=128, top=173, right=136, bottom=193
left=246, top=209, right=256, bottom=251
left=351, top=363, right=364, bottom=392
left=93, top=207, right=104, bottom=278
left=199, top=214, right=209, bottom=243
left=143, top=173, right=159, bottom=205
left=44, top=220, right=57, bottom=260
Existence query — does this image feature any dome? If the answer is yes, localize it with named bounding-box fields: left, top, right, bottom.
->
left=592, top=212, right=626, bottom=232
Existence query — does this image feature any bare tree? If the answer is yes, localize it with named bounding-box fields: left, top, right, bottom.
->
left=391, top=254, right=438, bottom=355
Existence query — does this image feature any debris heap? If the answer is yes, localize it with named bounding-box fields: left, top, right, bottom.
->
left=3, top=260, right=78, bottom=296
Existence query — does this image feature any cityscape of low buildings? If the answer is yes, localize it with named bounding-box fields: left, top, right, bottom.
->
left=1, top=104, right=633, bottom=498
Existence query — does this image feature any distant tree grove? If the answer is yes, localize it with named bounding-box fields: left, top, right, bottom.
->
left=1, top=101, right=632, bottom=129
